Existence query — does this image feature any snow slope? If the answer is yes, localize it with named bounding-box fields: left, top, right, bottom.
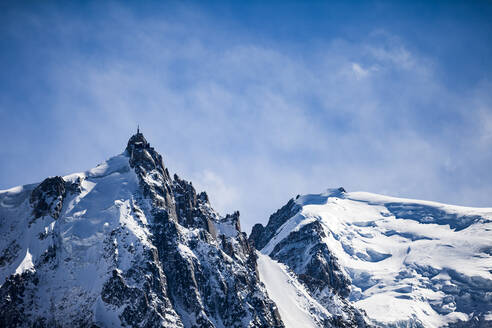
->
left=0, top=154, right=158, bottom=325
left=257, top=252, right=334, bottom=328
left=257, top=189, right=492, bottom=327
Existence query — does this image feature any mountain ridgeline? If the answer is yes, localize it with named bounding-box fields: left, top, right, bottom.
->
left=0, top=132, right=491, bottom=328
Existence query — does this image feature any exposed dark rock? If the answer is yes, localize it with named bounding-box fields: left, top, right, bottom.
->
left=271, top=220, right=351, bottom=297
left=225, top=211, right=241, bottom=232
left=249, top=198, right=300, bottom=250
left=29, top=176, right=66, bottom=220
left=65, top=177, right=82, bottom=195
left=0, top=241, right=21, bottom=267
left=0, top=271, right=38, bottom=328
left=101, top=268, right=181, bottom=328
left=173, top=173, right=215, bottom=234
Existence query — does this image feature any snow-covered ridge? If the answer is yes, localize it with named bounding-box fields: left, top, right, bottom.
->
left=255, top=189, right=492, bottom=328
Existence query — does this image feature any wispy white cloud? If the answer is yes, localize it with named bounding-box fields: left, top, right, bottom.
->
left=1, top=3, right=491, bottom=232
left=193, top=170, right=240, bottom=214
left=351, top=63, right=370, bottom=80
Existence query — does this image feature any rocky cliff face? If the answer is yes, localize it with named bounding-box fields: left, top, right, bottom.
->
left=0, top=132, right=282, bottom=328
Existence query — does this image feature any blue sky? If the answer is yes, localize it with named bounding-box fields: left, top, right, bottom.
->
left=1, top=1, right=491, bottom=232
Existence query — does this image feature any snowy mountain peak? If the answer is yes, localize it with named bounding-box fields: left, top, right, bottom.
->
left=0, top=134, right=283, bottom=328
left=294, top=187, right=347, bottom=206
left=252, top=190, right=492, bottom=328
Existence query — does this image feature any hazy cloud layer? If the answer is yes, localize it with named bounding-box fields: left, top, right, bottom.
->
left=1, top=2, right=491, bottom=232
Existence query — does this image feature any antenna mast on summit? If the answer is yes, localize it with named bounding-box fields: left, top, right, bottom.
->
left=137, top=124, right=140, bottom=134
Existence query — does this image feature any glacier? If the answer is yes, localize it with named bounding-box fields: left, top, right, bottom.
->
left=251, top=188, right=492, bottom=327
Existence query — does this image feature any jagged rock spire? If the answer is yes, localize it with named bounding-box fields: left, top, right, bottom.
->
left=0, top=128, right=286, bottom=328
left=124, top=130, right=172, bottom=185
left=126, top=129, right=149, bottom=154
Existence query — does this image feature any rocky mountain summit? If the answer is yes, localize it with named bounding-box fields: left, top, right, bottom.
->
left=1, top=132, right=491, bottom=328
left=0, top=131, right=282, bottom=327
